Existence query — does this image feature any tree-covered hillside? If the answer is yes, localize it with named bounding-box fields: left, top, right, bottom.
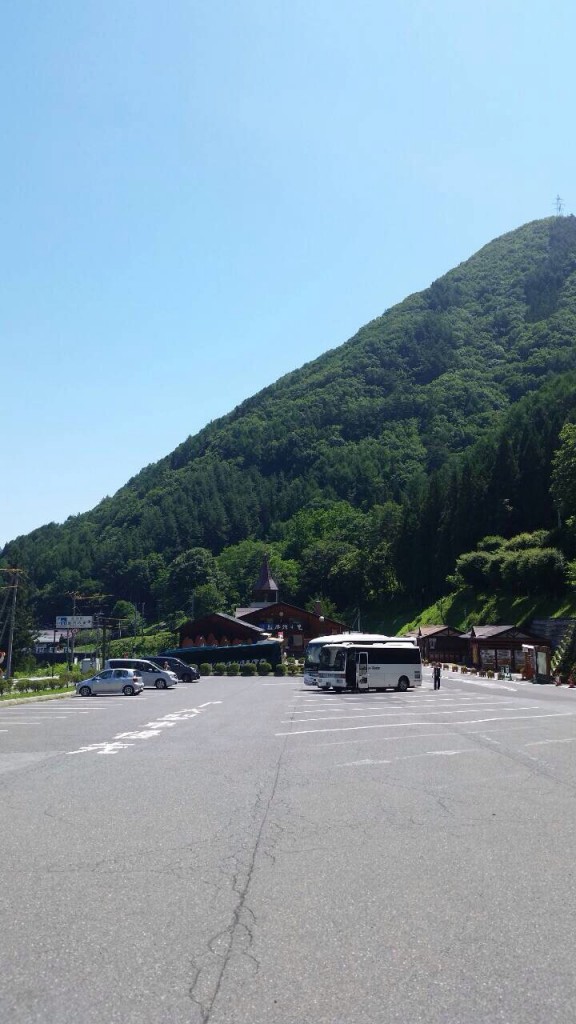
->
left=5, top=216, right=576, bottom=627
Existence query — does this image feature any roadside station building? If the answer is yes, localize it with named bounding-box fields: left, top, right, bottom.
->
left=178, top=612, right=265, bottom=649
left=177, top=556, right=347, bottom=659
left=405, top=625, right=467, bottom=665
left=234, top=555, right=347, bottom=656
left=460, top=624, right=551, bottom=676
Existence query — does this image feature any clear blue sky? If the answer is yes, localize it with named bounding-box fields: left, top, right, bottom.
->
left=1, top=0, right=574, bottom=546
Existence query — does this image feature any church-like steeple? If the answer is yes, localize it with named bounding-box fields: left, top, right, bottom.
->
left=252, top=554, right=279, bottom=605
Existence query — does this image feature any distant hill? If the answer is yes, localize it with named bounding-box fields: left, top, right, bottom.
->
left=5, top=215, right=576, bottom=624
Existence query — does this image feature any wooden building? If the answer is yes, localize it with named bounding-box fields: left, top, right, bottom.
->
left=405, top=625, right=467, bottom=665
left=236, top=600, right=347, bottom=657
left=178, top=612, right=265, bottom=649
left=235, top=555, right=347, bottom=656
left=460, top=624, right=551, bottom=676
left=177, top=556, right=347, bottom=658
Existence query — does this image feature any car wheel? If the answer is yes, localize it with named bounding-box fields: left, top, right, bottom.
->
left=182, top=673, right=191, bottom=683
left=396, top=677, right=409, bottom=692
left=123, top=684, right=135, bottom=696
left=79, top=685, right=91, bottom=697
left=155, top=679, right=167, bottom=689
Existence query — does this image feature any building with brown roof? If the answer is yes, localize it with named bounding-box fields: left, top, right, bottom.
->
left=459, top=624, right=551, bottom=675
left=177, top=556, right=347, bottom=659
left=404, top=625, right=467, bottom=664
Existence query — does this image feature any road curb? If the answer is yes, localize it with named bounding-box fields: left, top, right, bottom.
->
left=0, top=690, right=75, bottom=706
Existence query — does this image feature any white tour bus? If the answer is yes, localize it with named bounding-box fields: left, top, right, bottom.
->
left=303, top=632, right=393, bottom=688
left=316, top=640, right=422, bottom=692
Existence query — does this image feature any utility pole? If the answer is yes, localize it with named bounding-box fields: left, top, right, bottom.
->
left=5, top=569, right=20, bottom=680
left=556, top=194, right=564, bottom=216
left=70, top=592, right=77, bottom=669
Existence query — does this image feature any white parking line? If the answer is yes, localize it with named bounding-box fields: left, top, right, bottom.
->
left=276, top=712, right=575, bottom=736
left=282, top=704, right=540, bottom=724
left=525, top=737, right=576, bottom=747
left=317, top=731, right=457, bottom=747
left=338, top=749, right=470, bottom=766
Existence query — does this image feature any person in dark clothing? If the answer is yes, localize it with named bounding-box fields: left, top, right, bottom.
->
left=433, top=663, right=441, bottom=690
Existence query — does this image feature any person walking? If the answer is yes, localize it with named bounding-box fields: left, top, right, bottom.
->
left=433, top=663, right=441, bottom=690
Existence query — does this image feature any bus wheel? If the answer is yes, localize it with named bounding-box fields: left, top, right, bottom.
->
left=396, top=677, right=409, bottom=692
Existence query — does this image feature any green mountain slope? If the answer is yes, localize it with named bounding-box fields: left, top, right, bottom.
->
left=5, top=215, right=576, bottom=623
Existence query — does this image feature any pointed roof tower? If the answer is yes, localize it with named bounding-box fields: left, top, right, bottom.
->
left=252, top=554, right=279, bottom=605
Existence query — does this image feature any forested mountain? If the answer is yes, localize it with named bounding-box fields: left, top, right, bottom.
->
left=5, top=216, right=576, bottom=627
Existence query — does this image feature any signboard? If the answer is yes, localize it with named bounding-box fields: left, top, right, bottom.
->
left=480, top=648, right=495, bottom=667
left=55, top=615, right=93, bottom=629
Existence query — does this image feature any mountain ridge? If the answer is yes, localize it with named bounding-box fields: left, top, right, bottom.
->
left=5, top=215, right=576, bottom=625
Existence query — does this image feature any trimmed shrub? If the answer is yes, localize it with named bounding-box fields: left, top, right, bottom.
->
left=274, top=663, right=288, bottom=676
left=0, top=677, right=12, bottom=697
left=213, top=663, right=227, bottom=675
left=226, top=662, right=239, bottom=676
left=240, top=663, right=257, bottom=676
left=199, top=663, right=212, bottom=676
left=257, top=662, right=272, bottom=676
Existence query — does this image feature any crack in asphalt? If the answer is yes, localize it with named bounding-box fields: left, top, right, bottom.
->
left=187, top=708, right=294, bottom=1022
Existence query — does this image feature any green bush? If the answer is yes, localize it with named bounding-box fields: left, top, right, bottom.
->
left=14, top=679, right=31, bottom=693
left=240, top=663, right=257, bottom=676
left=226, top=662, right=240, bottom=676
left=257, top=661, right=272, bottom=676
left=199, top=663, right=212, bottom=676
left=213, top=662, right=227, bottom=675
left=274, top=663, right=288, bottom=676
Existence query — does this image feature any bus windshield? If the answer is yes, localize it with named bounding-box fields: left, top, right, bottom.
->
left=304, top=643, right=323, bottom=670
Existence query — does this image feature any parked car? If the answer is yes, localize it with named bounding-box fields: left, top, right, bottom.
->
left=76, top=668, right=143, bottom=697
left=148, top=655, right=200, bottom=682
left=104, top=658, right=178, bottom=689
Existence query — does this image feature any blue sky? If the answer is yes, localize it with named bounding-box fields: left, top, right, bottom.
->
left=1, top=0, right=574, bottom=546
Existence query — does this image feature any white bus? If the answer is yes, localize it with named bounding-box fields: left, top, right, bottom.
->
left=303, top=632, right=392, bottom=688
left=317, top=640, right=422, bottom=692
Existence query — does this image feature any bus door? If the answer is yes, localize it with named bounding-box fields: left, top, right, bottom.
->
left=357, top=651, right=369, bottom=691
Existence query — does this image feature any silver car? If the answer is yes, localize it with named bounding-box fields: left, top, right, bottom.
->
left=104, top=659, right=178, bottom=689
left=76, top=668, right=144, bottom=697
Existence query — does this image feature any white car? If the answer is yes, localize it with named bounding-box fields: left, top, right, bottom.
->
left=105, top=658, right=178, bottom=689
left=76, top=668, right=143, bottom=697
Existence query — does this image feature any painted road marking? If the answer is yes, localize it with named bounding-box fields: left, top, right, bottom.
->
left=525, top=737, right=576, bottom=747
left=67, top=702, right=223, bottom=755
left=289, top=698, right=523, bottom=714
left=276, top=712, right=575, bottom=736
left=281, top=704, right=540, bottom=724
left=338, top=750, right=470, bottom=766
left=317, top=732, right=458, bottom=747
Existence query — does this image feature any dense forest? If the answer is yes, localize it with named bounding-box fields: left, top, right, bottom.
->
left=5, top=215, right=576, bottom=634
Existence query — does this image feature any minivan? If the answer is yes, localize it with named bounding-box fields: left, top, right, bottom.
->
left=147, top=656, right=200, bottom=682
left=105, top=659, right=178, bottom=689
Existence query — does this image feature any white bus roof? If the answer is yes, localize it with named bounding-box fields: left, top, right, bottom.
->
left=309, top=632, right=397, bottom=645
left=323, top=640, right=417, bottom=649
